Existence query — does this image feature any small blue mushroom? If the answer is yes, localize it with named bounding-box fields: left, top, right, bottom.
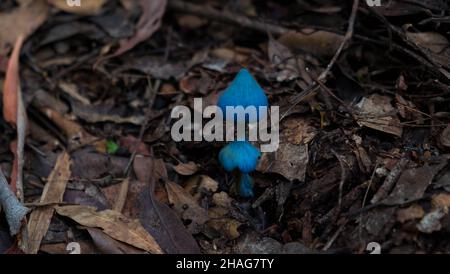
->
left=219, top=141, right=260, bottom=197
left=219, top=141, right=261, bottom=173
left=217, top=68, right=267, bottom=198
left=217, top=68, right=268, bottom=122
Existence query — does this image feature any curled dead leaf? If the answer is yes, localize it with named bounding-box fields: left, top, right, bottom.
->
left=55, top=205, right=163, bottom=254
left=173, top=161, right=199, bottom=176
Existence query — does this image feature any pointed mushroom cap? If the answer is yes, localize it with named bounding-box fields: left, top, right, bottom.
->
left=218, top=141, right=261, bottom=173
left=217, top=68, right=268, bottom=122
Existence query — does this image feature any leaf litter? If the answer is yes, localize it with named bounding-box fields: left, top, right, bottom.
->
left=0, top=0, right=450, bottom=254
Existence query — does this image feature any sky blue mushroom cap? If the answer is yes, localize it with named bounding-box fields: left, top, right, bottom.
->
left=217, top=68, right=269, bottom=122
left=218, top=141, right=261, bottom=173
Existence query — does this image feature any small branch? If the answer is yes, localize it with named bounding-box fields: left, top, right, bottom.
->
left=371, top=157, right=409, bottom=204
left=331, top=149, right=347, bottom=209
left=318, top=0, right=360, bottom=81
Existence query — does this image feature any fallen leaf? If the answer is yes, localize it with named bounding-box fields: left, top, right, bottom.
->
left=165, top=181, right=209, bottom=234
left=39, top=240, right=96, bottom=254
left=71, top=101, right=145, bottom=125
left=405, top=30, right=450, bottom=69
left=3, top=35, right=27, bottom=201
left=138, top=186, right=201, bottom=253
left=258, top=143, right=308, bottom=181
left=132, top=156, right=200, bottom=253
left=71, top=148, right=127, bottom=179
left=211, top=48, right=248, bottom=63
left=396, top=204, right=425, bottom=223
left=184, top=175, right=218, bottom=201
left=278, top=29, right=344, bottom=57
left=119, top=135, right=151, bottom=156
left=440, top=124, right=450, bottom=148
left=0, top=0, right=48, bottom=53
left=205, top=218, right=241, bottom=240
left=356, top=94, right=403, bottom=137
left=176, top=15, right=207, bottom=29
left=86, top=227, right=145, bottom=254
left=27, top=152, right=71, bottom=254
left=55, top=205, right=163, bottom=254
left=383, top=163, right=446, bottom=205
left=47, top=0, right=107, bottom=15
left=105, top=0, right=167, bottom=58
left=173, top=161, right=199, bottom=176
left=432, top=193, right=450, bottom=210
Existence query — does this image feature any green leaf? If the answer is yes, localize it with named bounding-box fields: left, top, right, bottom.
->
left=106, top=140, right=119, bottom=154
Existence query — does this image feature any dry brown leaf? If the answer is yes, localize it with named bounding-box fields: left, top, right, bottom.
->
left=205, top=218, right=242, bottom=240
left=278, top=30, right=344, bottom=57
left=87, top=227, right=145, bottom=254
left=184, top=175, right=218, bottom=201
left=356, top=94, right=403, bottom=137
left=396, top=204, right=425, bottom=223
left=440, top=124, right=450, bottom=148
left=177, top=15, right=207, bottom=29
left=47, top=0, right=107, bottom=15
left=173, top=161, right=199, bottom=176
left=55, top=205, right=163, bottom=254
left=382, top=163, right=446, bottom=205
left=257, top=143, right=308, bottom=181
left=3, top=35, right=27, bottom=202
left=432, top=193, right=450, bottom=210
left=0, top=0, right=48, bottom=53
left=211, top=48, right=248, bottom=63
left=405, top=30, right=450, bottom=69
left=105, top=0, right=167, bottom=58
left=165, top=181, right=209, bottom=234
left=40, top=107, right=97, bottom=149
left=28, top=152, right=71, bottom=254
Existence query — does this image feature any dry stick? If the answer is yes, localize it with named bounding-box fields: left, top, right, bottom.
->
left=286, top=0, right=360, bottom=118
left=322, top=221, right=347, bottom=251
left=331, top=149, right=347, bottom=209
left=317, top=0, right=360, bottom=81
left=371, top=157, right=409, bottom=204
left=113, top=177, right=130, bottom=212
left=358, top=162, right=380, bottom=243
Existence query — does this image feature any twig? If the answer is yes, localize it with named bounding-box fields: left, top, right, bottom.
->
left=371, top=157, right=409, bottom=204
left=317, top=0, right=360, bottom=81
left=322, top=221, right=347, bottom=251
left=358, top=162, right=379, bottom=243
left=285, top=0, right=360, bottom=118
left=331, top=149, right=347, bottom=209
left=113, top=178, right=130, bottom=213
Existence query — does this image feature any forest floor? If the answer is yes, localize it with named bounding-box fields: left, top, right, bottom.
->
left=0, top=0, right=450, bottom=254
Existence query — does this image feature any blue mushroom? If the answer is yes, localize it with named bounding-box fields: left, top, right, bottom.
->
left=217, top=68, right=269, bottom=122
left=219, top=141, right=261, bottom=173
left=217, top=68, right=268, bottom=198
left=219, top=141, right=260, bottom=198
